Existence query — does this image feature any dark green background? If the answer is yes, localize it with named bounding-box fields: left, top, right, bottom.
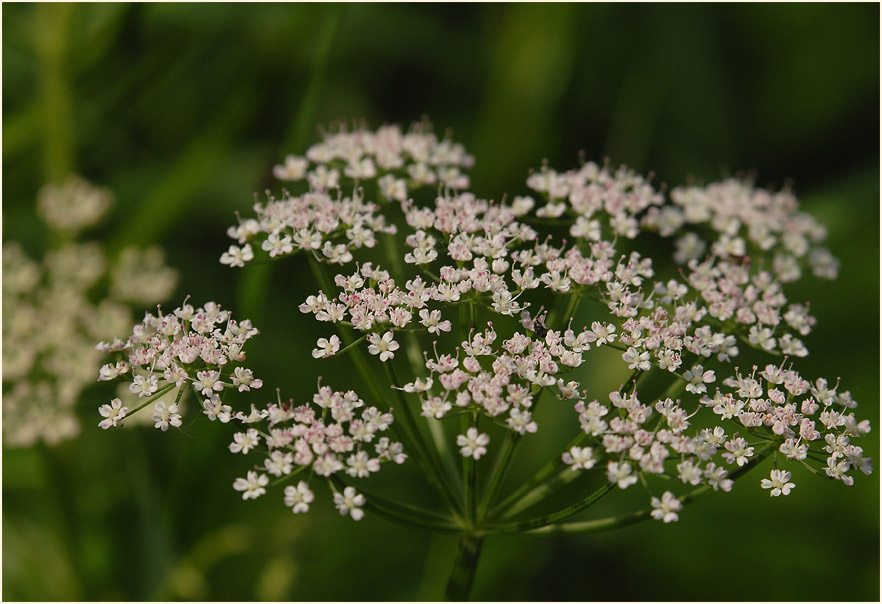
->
left=3, top=3, right=879, bottom=601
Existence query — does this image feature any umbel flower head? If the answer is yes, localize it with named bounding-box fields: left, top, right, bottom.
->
left=100, top=120, right=871, bottom=541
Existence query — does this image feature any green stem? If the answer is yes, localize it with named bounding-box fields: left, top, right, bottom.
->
left=443, top=534, right=484, bottom=601
left=552, top=292, right=582, bottom=330
left=491, top=370, right=642, bottom=518
left=487, top=482, right=614, bottom=534
left=307, top=254, right=385, bottom=403
left=386, top=363, right=464, bottom=516
left=502, top=465, right=584, bottom=518
left=328, top=476, right=460, bottom=533
left=336, top=334, right=367, bottom=356
left=36, top=3, right=75, bottom=182
left=477, top=431, right=519, bottom=519
left=403, top=329, right=459, bottom=484
left=478, top=387, right=547, bottom=519
left=463, top=409, right=481, bottom=526
left=489, top=430, right=586, bottom=518
left=126, top=383, right=177, bottom=417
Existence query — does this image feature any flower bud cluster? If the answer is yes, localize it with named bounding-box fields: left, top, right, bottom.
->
left=228, top=385, right=405, bottom=520
left=4, top=177, right=178, bottom=447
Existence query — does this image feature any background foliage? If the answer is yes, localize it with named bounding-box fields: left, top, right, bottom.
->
left=3, top=3, right=879, bottom=601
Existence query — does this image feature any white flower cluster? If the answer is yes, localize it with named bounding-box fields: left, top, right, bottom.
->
left=36, top=174, right=114, bottom=233
left=561, top=360, right=873, bottom=509
left=228, top=385, right=405, bottom=520
left=283, top=123, right=872, bottom=523
left=222, top=122, right=476, bottom=269
left=86, top=118, right=864, bottom=535
left=299, top=263, right=453, bottom=351
left=524, top=161, right=664, bottom=238
left=96, top=300, right=261, bottom=430
left=221, top=190, right=397, bottom=267
left=3, top=177, right=178, bottom=447
left=644, top=179, right=839, bottom=280
left=272, top=120, right=474, bottom=196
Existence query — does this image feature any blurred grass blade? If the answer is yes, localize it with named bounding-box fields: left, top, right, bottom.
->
left=107, top=85, right=259, bottom=252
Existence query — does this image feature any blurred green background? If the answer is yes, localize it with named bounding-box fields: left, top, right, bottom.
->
left=3, top=3, right=879, bottom=601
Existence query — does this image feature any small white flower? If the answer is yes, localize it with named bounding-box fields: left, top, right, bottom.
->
left=650, top=491, right=683, bottom=523
left=202, top=395, right=232, bottom=423
left=562, top=446, right=595, bottom=470
left=607, top=461, right=639, bottom=489
left=98, top=398, right=128, bottom=429
left=130, top=374, right=159, bottom=397
left=232, top=366, right=263, bottom=392
left=312, top=335, right=341, bottom=359
left=683, top=365, right=715, bottom=394
left=194, top=370, right=224, bottom=396
left=761, top=468, right=795, bottom=496
left=229, top=428, right=260, bottom=454
left=273, top=155, right=309, bottom=181
left=334, top=486, right=365, bottom=520
left=367, top=332, right=399, bottom=362
left=233, top=471, right=269, bottom=500
left=457, top=427, right=489, bottom=460
left=152, top=401, right=182, bottom=431
left=284, top=481, right=314, bottom=514
left=622, top=347, right=651, bottom=371
left=219, top=244, right=254, bottom=268
left=264, top=450, right=294, bottom=477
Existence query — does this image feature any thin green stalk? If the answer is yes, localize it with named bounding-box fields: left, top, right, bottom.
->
left=477, top=431, right=519, bottom=519
left=458, top=303, right=470, bottom=344
left=336, top=334, right=367, bottom=356
left=428, top=414, right=460, bottom=488
left=501, top=465, right=583, bottom=518
left=478, top=387, right=548, bottom=519
left=307, top=254, right=385, bottom=403
left=404, top=329, right=458, bottom=485
left=328, top=476, right=460, bottom=533
left=35, top=3, right=75, bottom=182
left=489, top=430, right=586, bottom=518
left=548, top=292, right=582, bottom=330
left=491, top=370, right=642, bottom=518
left=443, top=534, right=484, bottom=601
left=386, top=363, right=464, bottom=516
left=487, top=482, right=615, bottom=534
left=126, top=383, right=177, bottom=417
left=464, top=414, right=478, bottom=526
left=524, top=507, right=651, bottom=536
